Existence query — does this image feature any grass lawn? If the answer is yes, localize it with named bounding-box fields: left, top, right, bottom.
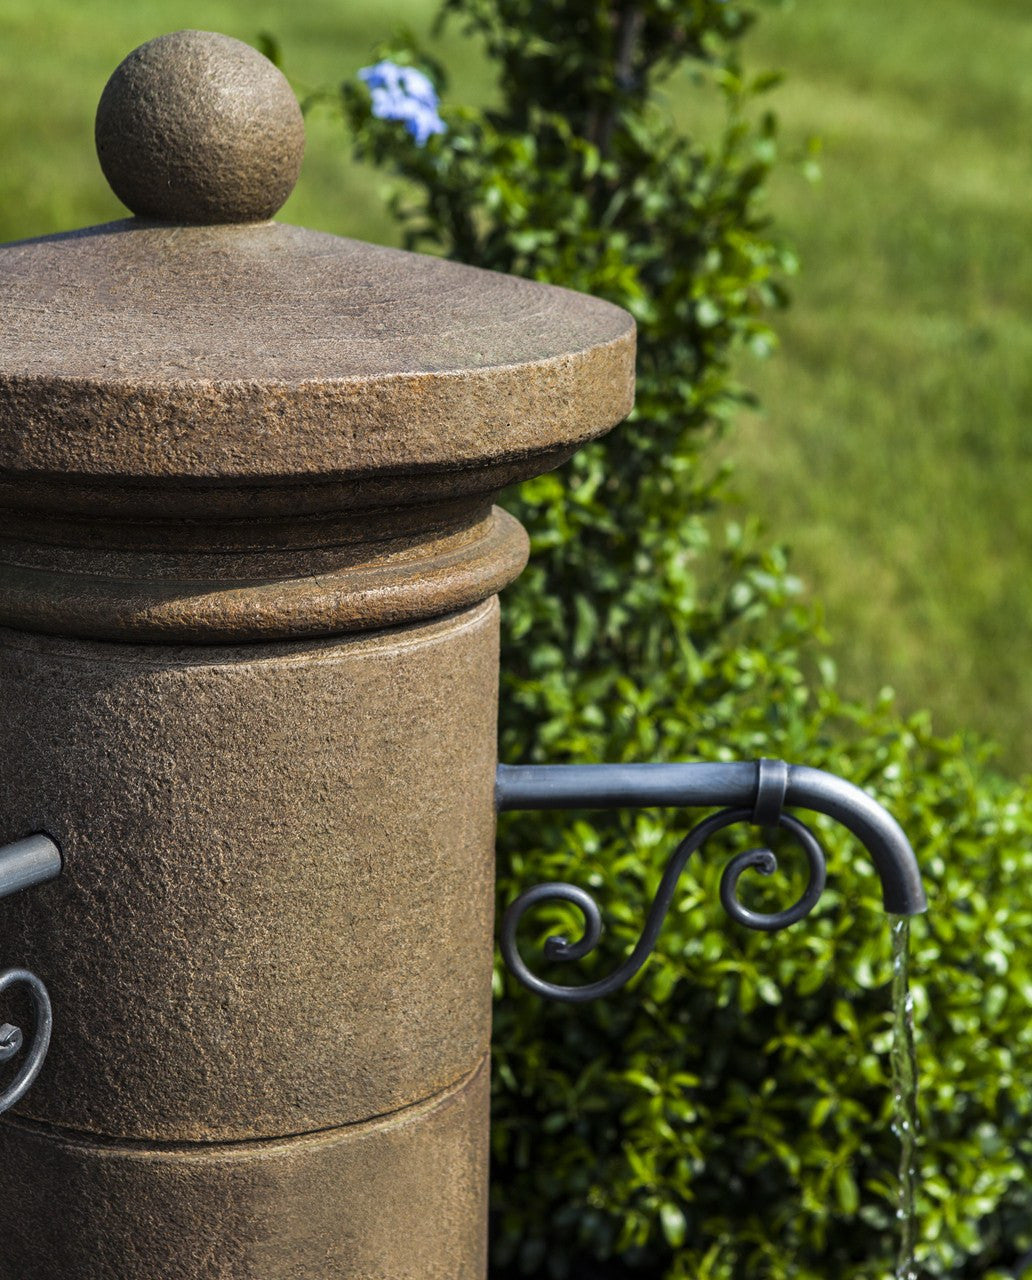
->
left=1, top=0, right=1029, bottom=769
left=0, top=0, right=493, bottom=245
left=728, top=0, right=1032, bottom=772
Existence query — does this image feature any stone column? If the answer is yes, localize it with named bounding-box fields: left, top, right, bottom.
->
left=0, top=31, right=634, bottom=1280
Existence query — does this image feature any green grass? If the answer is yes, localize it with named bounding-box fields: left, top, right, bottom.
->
left=724, top=0, right=1032, bottom=771
left=1, top=0, right=1029, bottom=768
left=0, top=0, right=493, bottom=244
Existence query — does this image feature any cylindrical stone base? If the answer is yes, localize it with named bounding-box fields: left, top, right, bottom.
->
left=0, top=1056, right=489, bottom=1280
left=0, top=599, right=500, bottom=1276
left=0, top=602, right=498, bottom=1140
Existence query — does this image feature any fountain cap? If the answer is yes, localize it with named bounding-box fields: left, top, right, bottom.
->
left=94, top=29, right=305, bottom=224
left=0, top=31, right=634, bottom=500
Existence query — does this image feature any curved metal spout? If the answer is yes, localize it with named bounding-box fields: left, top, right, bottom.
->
left=783, top=765, right=925, bottom=915
left=496, top=759, right=927, bottom=916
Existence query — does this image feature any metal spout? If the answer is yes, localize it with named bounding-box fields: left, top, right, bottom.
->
left=496, top=759, right=927, bottom=916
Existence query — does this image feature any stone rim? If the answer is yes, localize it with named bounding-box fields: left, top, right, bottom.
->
left=0, top=508, right=529, bottom=643
left=0, top=220, right=636, bottom=485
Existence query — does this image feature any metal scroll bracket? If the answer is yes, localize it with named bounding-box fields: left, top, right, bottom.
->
left=497, top=759, right=927, bottom=1003
left=0, top=835, right=61, bottom=1112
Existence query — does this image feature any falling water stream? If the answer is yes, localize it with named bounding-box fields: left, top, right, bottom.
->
left=890, top=915, right=919, bottom=1280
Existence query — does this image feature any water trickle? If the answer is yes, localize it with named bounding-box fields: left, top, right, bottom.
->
left=890, top=915, right=919, bottom=1280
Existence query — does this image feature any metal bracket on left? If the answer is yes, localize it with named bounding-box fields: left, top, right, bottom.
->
left=0, top=835, right=61, bottom=1113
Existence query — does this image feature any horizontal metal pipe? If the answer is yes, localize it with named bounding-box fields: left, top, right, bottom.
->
left=0, top=834, right=62, bottom=900
left=496, top=761, right=755, bottom=812
left=495, top=761, right=927, bottom=916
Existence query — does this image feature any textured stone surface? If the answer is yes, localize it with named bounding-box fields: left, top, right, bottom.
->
left=96, top=31, right=305, bottom=224
left=0, top=219, right=635, bottom=485
left=0, top=504, right=529, bottom=641
left=0, top=29, right=639, bottom=1275
left=0, top=1056, right=489, bottom=1280
left=0, top=603, right=498, bottom=1141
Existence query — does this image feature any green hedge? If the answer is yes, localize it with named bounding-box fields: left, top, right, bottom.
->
left=331, top=2, right=1032, bottom=1275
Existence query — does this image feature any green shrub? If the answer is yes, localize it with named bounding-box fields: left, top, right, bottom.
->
left=330, top=3, right=1032, bottom=1275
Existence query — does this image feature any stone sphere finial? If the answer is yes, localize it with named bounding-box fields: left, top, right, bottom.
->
left=95, top=30, right=305, bottom=225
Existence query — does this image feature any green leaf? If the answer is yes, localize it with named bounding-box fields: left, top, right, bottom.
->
left=660, top=1202, right=688, bottom=1248
left=835, top=1166, right=860, bottom=1216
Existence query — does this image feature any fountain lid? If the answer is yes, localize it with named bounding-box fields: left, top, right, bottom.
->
left=0, top=30, right=634, bottom=486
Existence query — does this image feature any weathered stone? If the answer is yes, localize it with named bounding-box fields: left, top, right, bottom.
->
left=95, top=31, right=305, bottom=224
left=0, top=503, right=529, bottom=641
left=0, top=28, right=637, bottom=1279
left=0, top=1056, right=489, bottom=1280
left=0, top=219, right=635, bottom=488
left=0, top=603, right=499, bottom=1141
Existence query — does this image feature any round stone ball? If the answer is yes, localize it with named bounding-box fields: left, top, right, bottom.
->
left=95, top=30, right=305, bottom=224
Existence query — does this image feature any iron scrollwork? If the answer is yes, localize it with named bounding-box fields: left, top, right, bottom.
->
left=497, top=757, right=925, bottom=1003
left=0, top=833, right=62, bottom=1113
left=0, top=968, right=52, bottom=1113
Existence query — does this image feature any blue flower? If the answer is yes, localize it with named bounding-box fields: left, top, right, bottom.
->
left=359, top=60, right=446, bottom=147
